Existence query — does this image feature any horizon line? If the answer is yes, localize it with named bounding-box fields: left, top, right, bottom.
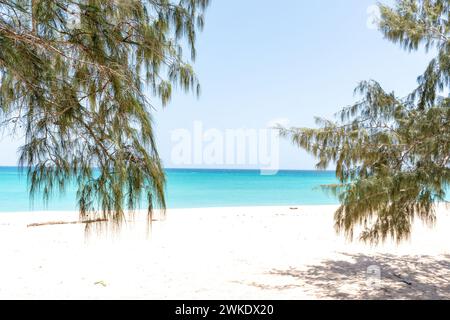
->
left=0, top=166, right=334, bottom=172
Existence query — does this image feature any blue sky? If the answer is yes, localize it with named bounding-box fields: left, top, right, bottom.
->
left=0, top=0, right=433, bottom=169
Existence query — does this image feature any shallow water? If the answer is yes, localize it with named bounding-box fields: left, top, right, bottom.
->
left=0, top=167, right=340, bottom=212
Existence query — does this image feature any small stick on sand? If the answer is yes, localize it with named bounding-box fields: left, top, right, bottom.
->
left=27, top=219, right=108, bottom=228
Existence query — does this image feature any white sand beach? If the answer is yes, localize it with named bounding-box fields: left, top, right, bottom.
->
left=0, top=205, right=449, bottom=300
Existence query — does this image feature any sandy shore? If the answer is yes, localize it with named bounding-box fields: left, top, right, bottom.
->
left=0, top=205, right=449, bottom=300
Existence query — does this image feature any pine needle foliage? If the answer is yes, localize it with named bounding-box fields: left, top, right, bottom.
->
left=0, top=0, right=209, bottom=226
left=280, top=0, right=450, bottom=243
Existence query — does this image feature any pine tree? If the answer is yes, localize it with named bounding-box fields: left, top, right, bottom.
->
left=0, top=0, right=209, bottom=226
left=281, top=0, right=450, bottom=243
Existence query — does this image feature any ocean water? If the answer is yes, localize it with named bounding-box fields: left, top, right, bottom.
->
left=0, top=167, right=340, bottom=212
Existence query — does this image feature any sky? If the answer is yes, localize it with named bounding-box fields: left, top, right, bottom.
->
left=0, top=0, right=434, bottom=170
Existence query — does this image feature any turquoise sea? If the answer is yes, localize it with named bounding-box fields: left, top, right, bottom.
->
left=0, top=167, right=340, bottom=212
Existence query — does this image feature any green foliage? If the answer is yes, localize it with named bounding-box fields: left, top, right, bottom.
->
left=281, top=0, right=450, bottom=243
left=0, top=0, right=209, bottom=225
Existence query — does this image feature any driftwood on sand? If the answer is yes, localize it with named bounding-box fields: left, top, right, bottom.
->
left=27, top=219, right=108, bottom=228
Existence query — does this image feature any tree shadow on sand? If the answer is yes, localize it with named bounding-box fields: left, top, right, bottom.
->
left=242, top=254, right=450, bottom=299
